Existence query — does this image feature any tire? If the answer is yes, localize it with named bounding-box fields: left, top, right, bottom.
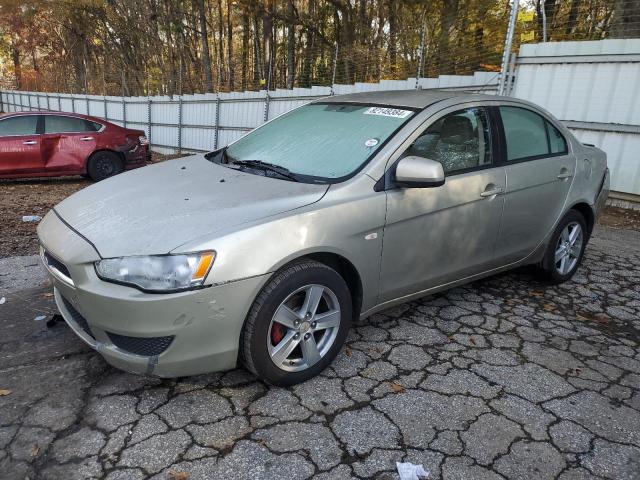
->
left=240, top=260, right=352, bottom=386
left=87, top=151, right=123, bottom=181
left=538, top=209, right=588, bottom=284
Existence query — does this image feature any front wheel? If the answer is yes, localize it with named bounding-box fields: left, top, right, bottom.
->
left=240, top=260, right=352, bottom=386
left=539, top=209, right=588, bottom=284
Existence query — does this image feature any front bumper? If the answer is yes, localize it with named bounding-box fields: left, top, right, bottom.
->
left=38, top=211, right=267, bottom=377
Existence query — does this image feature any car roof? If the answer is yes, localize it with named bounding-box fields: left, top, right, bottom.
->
left=317, top=89, right=504, bottom=109
left=0, top=110, right=102, bottom=122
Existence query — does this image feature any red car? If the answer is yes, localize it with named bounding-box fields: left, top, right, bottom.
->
left=0, top=111, right=150, bottom=181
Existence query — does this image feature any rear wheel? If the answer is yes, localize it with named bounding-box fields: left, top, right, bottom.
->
left=87, top=151, right=123, bottom=181
left=240, top=260, right=352, bottom=386
left=539, top=209, right=587, bottom=284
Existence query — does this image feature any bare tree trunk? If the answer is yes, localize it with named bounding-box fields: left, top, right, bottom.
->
left=263, top=0, right=274, bottom=88
left=438, top=0, right=459, bottom=75
left=216, top=0, right=226, bottom=87
left=241, top=9, right=249, bottom=91
left=197, top=0, right=213, bottom=92
left=287, top=0, right=295, bottom=89
left=227, top=0, right=235, bottom=91
left=388, top=0, right=397, bottom=76
left=11, top=39, right=22, bottom=90
left=253, top=17, right=263, bottom=85
left=301, top=0, right=315, bottom=87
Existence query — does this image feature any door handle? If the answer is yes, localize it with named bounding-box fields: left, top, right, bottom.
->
left=557, top=172, right=573, bottom=179
left=80, top=137, right=94, bottom=141
left=480, top=187, right=503, bottom=198
left=23, top=140, right=38, bottom=145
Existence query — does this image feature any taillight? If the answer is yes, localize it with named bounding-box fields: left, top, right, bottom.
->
left=138, top=135, right=149, bottom=146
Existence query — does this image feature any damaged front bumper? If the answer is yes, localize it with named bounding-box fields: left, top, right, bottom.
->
left=38, top=210, right=267, bottom=377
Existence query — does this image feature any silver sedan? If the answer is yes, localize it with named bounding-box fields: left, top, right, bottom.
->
left=38, top=91, right=609, bottom=385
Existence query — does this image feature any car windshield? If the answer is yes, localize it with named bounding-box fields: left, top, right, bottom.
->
left=220, top=103, right=415, bottom=182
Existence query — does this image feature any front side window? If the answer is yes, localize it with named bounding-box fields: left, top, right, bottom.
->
left=404, top=107, right=492, bottom=174
left=222, top=103, right=415, bottom=181
left=500, top=106, right=567, bottom=161
left=44, top=115, right=94, bottom=134
left=0, top=116, right=38, bottom=136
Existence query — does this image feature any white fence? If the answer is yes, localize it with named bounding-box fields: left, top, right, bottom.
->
left=511, top=39, right=640, bottom=199
left=0, top=72, right=498, bottom=154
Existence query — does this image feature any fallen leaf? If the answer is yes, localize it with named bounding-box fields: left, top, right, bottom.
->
left=390, top=382, right=406, bottom=394
left=542, top=303, right=555, bottom=311
left=0, top=389, right=11, bottom=396
left=469, top=337, right=477, bottom=345
left=531, top=290, right=545, bottom=297
left=345, top=347, right=352, bottom=357
left=168, top=470, right=189, bottom=480
left=30, top=445, right=40, bottom=457
left=41, top=293, right=53, bottom=298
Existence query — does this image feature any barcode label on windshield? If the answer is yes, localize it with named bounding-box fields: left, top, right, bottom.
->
left=364, top=107, right=412, bottom=118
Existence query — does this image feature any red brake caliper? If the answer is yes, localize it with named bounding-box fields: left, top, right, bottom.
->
left=271, top=322, right=285, bottom=345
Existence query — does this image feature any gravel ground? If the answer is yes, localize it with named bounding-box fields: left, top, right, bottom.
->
left=0, top=224, right=639, bottom=479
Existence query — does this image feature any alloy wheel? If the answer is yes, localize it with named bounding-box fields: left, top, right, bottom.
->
left=267, top=284, right=341, bottom=372
left=554, top=221, right=583, bottom=275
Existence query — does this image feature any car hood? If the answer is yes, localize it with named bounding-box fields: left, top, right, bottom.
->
left=54, top=154, right=328, bottom=258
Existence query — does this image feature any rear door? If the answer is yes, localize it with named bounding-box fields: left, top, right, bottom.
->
left=494, top=105, right=575, bottom=264
left=0, top=115, right=43, bottom=175
left=42, top=115, right=100, bottom=173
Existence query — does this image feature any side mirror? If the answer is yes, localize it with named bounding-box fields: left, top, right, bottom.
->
left=394, top=156, right=445, bottom=188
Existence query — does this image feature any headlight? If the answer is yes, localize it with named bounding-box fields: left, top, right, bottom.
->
left=95, top=251, right=215, bottom=292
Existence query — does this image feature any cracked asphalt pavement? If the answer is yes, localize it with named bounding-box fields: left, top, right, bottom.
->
left=1, top=225, right=639, bottom=480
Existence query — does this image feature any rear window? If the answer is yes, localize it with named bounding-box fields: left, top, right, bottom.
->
left=0, top=116, right=38, bottom=136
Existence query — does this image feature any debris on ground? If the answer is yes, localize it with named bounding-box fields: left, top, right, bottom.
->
left=0, top=389, right=11, bottom=396
left=390, top=382, right=406, bottom=394
left=0, top=297, right=5, bottom=304
left=22, top=215, right=42, bottom=223
left=396, top=461, right=429, bottom=480
left=33, top=315, right=47, bottom=321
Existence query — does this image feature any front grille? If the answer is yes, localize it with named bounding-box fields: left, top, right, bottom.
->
left=61, top=297, right=95, bottom=339
left=44, top=251, right=71, bottom=279
left=107, top=332, right=174, bottom=357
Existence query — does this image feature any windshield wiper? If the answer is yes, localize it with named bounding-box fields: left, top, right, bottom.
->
left=231, top=160, right=299, bottom=182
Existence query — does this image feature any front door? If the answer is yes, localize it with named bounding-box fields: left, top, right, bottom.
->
left=494, top=106, right=576, bottom=264
left=379, top=106, right=506, bottom=303
left=0, top=115, right=43, bottom=175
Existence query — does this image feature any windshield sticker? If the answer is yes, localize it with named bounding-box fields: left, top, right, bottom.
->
left=364, top=138, right=379, bottom=147
left=364, top=107, right=412, bottom=118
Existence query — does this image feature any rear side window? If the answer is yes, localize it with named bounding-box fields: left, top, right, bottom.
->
left=0, top=116, right=38, bottom=136
left=45, top=115, right=94, bottom=133
left=548, top=122, right=568, bottom=154
left=500, top=106, right=568, bottom=161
